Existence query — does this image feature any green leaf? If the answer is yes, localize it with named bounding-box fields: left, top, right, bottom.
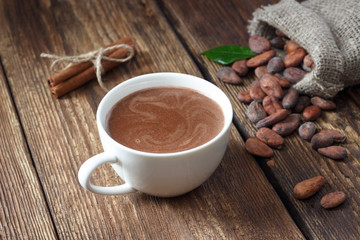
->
left=201, top=45, right=257, bottom=65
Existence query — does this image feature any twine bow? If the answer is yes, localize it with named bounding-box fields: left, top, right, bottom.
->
left=40, top=43, right=135, bottom=91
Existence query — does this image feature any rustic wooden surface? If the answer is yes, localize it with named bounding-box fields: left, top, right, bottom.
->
left=159, top=0, right=360, bottom=239
left=0, top=0, right=359, bottom=239
left=0, top=60, right=57, bottom=239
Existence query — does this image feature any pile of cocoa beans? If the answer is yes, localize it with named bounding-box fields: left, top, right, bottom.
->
left=216, top=29, right=348, bottom=209
left=216, top=30, right=348, bottom=161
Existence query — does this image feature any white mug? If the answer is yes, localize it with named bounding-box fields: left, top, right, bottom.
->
left=78, top=72, right=233, bottom=197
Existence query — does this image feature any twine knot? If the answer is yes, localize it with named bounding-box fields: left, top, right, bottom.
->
left=40, top=43, right=135, bottom=91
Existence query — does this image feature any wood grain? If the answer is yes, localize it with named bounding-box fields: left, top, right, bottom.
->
left=92, top=126, right=304, bottom=240
left=348, top=86, right=360, bottom=107
left=0, top=0, right=303, bottom=239
left=159, top=0, right=360, bottom=238
left=0, top=63, right=57, bottom=238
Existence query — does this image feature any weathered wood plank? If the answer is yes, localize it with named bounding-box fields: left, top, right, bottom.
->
left=0, top=64, right=57, bottom=238
left=159, top=0, right=360, bottom=239
left=0, top=0, right=303, bottom=239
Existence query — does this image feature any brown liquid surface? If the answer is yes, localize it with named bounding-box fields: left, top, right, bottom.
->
left=106, top=87, right=224, bottom=153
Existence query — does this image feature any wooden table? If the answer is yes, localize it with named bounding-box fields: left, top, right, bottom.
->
left=1, top=0, right=360, bottom=239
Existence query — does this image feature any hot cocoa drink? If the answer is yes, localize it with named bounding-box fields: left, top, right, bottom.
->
left=106, top=86, right=224, bottom=153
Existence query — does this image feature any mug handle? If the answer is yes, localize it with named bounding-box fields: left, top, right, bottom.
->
left=78, top=152, right=136, bottom=195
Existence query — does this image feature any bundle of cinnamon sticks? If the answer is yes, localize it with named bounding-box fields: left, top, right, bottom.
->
left=47, top=36, right=135, bottom=98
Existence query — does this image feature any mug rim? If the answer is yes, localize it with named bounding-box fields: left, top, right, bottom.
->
left=97, top=72, right=233, bottom=157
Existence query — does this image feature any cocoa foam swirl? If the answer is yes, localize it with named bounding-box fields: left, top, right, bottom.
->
left=106, top=87, right=224, bottom=153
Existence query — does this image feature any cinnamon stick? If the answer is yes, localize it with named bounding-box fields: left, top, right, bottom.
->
left=48, top=37, right=135, bottom=98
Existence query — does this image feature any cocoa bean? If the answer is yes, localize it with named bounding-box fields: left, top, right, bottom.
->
left=262, top=73, right=288, bottom=89
left=256, top=109, right=290, bottom=128
left=303, top=105, right=321, bottom=121
left=310, top=96, right=336, bottom=110
left=249, top=35, right=271, bottom=54
left=321, top=129, right=346, bottom=143
left=259, top=74, right=283, bottom=99
left=283, top=67, right=306, bottom=84
left=284, top=40, right=301, bottom=53
left=293, top=96, right=311, bottom=113
left=284, top=48, right=307, bottom=68
left=318, top=146, right=347, bottom=160
left=303, top=54, right=315, bottom=72
left=247, top=101, right=267, bottom=123
left=254, top=66, right=268, bottom=79
left=303, top=54, right=314, bottom=68
left=294, top=176, right=325, bottom=199
left=275, top=29, right=287, bottom=38
left=216, top=67, right=242, bottom=84
left=298, top=122, right=317, bottom=141
left=270, top=36, right=285, bottom=49
left=232, top=60, right=248, bottom=76
left=246, top=50, right=276, bottom=68
left=263, top=73, right=280, bottom=82
left=267, top=57, right=284, bottom=74
left=272, top=113, right=301, bottom=136
left=245, top=138, right=273, bottom=158
left=275, top=75, right=291, bottom=88
left=282, top=88, right=299, bottom=109
left=302, top=63, right=312, bottom=72
left=311, top=132, right=334, bottom=149
left=263, top=96, right=283, bottom=115
left=256, top=127, right=284, bottom=149
left=237, top=90, right=253, bottom=104
left=249, top=80, right=266, bottom=100
left=320, top=191, right=346, bottom=209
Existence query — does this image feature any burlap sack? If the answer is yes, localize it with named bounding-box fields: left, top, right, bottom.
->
left=248, top=0, right=360, bottom=98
